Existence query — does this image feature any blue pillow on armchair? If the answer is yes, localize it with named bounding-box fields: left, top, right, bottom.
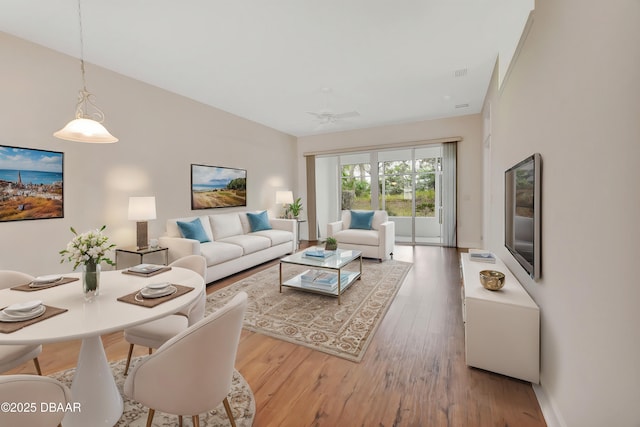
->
left=176, top=218, right=210, bottom=243
left=349, top=210, right=374, bottom=230
left=247, top=210, right=272, bottom=232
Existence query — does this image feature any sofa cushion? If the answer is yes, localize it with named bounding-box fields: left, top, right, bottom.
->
left=334, top=229, right=380, bottom=246
left=199, top=241, right=244, bottom=266
left=349, top=210, right=374, bottom=230
left=246, top=210, right=272, bottom=232
left=209, top=213, right=244, bottom=240
left=218, top=235, right=271, bottom=255
left=176, top=218, right=211, bottom=243
left=251, top=229, right=292, bottom=246
left=167, top=216, right=214, bottom=241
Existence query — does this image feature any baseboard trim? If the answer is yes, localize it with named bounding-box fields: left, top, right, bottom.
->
left=533, top=383, right=567, bottom=427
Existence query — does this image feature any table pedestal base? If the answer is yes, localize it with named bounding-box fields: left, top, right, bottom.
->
left=62, top=336, right=123, bottom=426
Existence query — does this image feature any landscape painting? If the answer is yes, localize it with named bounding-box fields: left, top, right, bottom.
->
left=0, top=145, right=64, bottom=222
left=191, top=164, right=246, bottom=209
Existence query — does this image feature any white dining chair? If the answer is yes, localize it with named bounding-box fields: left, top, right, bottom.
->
left=124, top=291, right=248, bottom=427
left=123, top=255, right=207, bottom=375
left=0, top=374, right=72, bottom=427
left=0, top=270, right=43, bottom=375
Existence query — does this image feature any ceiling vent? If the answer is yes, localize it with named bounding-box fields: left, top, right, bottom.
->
left=455, top=103, right=470, bottom=109
left=454, top=68, right=468, bottom=78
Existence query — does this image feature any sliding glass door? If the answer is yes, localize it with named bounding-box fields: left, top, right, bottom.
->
left=315, top=142, right=456, bottom=247
left=378, top=147, right=443, bottom=244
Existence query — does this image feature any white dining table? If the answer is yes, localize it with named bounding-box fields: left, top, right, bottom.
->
left=0, top=267, right=205, bottom=427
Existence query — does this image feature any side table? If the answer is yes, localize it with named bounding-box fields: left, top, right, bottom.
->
left=115, top=246, right=169, bottom=270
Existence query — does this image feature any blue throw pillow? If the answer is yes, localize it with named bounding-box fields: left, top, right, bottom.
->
left=349, top=210, right=374, bottom=230
left=247, top=210, right=272, bottom=232
left=177, top=218, right=210, bottom=243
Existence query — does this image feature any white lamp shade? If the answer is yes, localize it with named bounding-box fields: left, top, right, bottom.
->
left=54, top=118, right=118, bottom=143
left=276, top=190, right=294, bottom=205
left=128, top=197, right=157, bottom=221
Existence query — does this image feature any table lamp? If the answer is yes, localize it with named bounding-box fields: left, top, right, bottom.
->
left=128, top=196, right=157, bottom=250
left=276, top=190, right=294, bottom=218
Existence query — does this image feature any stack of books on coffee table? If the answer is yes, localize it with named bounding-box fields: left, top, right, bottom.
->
left=300, top=269, right=349, bottom=291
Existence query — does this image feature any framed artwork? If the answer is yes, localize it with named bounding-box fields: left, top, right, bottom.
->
left=0, top=145, right=64, bottom=222
left=191, top=164, right=247, bottom=209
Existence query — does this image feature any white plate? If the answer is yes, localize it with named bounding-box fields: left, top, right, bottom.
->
left=32, top=275, right=62, bottom=284
left=0, top=305, right=46, bottom=322
left=129, top=264, right=163, bottom=274
left=3, top=300, right=43, bottom=314
left=145, top=282, right=171, bottom=290
left=140, top=285, right=177, bottom=299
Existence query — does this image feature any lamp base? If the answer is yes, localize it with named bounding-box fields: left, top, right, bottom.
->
left=136, top=221, right=149, bottom=250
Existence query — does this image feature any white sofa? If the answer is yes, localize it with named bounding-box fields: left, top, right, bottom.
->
left=327, top=210, right=395, bottom=261
left=159, top=211, right=296, bottom=283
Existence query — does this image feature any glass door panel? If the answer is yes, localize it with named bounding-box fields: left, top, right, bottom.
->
left=340, top=155, right=371, bottom=211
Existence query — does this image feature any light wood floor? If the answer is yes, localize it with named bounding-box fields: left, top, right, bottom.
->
left=8, top=244, right=546, bottom=427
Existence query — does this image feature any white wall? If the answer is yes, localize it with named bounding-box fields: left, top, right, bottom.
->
left=483, top=2, right=640, bottom=426
left=297, top=115, right=484, bottom=247
left=0, top=32, right=297, bottom=276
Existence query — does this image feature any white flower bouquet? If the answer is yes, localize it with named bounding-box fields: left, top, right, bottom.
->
left=60, top=225, right=116, bottom=270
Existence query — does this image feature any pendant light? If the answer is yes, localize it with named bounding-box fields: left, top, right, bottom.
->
left=54, top=0, right=118, bottom=143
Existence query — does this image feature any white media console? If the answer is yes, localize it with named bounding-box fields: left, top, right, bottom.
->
left=460, top=252, right=540, bottom=383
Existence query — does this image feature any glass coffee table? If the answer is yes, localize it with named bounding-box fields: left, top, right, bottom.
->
left=279, top=248, right=362, bottom=305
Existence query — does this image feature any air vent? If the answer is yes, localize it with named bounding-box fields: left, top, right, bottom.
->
left=454, top=68, right=468, bottom=78
left=455, top=103, right=470, bottom=109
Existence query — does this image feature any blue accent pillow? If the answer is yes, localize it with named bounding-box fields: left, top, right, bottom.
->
left=349, top=210, right=374, bottom=230
left=247, top=210, right=272, bottom=232
left=177, top=218, right=210, bottom=243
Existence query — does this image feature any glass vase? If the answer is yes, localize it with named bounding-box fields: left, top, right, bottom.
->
left=82, top=262, right=101, bottom=302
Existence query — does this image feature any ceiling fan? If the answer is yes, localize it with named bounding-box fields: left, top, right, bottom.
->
left=306, top=87, right=360, bottom=125
left=306, top=109, right=360, bottom=125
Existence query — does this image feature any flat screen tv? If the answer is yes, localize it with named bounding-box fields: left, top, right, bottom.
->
left=505, top=153, right=541, bottom=280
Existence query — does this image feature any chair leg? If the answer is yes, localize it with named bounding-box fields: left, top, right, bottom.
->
left=192, top=415, right=200, bottom=427
left=145, top=409, right=155, bottom=427
left=33, top=357, right=42, bottom=375
left=124, top=344, right=135, bottom=375
left=178, top=415, right=183, bottom=427
left=223, top=397, right=237, bottom=427
left=148, top=347, right=153, bottom=355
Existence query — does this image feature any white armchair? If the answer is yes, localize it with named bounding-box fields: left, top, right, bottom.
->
left=0, top=270, right=43, bottom=375
left=327, top=210, right=395, bottom=261
left=124, top=292, right=248, bottom=427
left=123, top=255, right=207, bottom=375
left=0, top=375, right=72, bottom=427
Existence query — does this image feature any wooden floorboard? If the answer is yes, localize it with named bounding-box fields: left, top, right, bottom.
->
left=7, top=244, right=546, bottom=427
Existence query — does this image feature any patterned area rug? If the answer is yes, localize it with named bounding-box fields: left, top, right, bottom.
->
left=206, top=259, right=412, bottom=362
left=50, top=356, right=255, bottom=427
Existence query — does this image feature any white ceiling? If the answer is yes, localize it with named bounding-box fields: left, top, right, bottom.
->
left=0, top=0, right=533, bottom=137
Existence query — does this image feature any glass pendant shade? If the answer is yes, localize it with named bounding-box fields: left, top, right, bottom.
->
left=55, top=0, right=118, bottom=144
left=54, top=117, right=118, bottom=143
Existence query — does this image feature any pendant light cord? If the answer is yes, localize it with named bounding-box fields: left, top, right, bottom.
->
left=77, top=0, right=87, bottom=91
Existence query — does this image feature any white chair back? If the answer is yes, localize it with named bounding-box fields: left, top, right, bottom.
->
left=0, top=270, right=35, bottom=290
left=124, top=292, right=248, bottom=417
left=0, top=375, right=72, bottom=427
left=169, top=255, right=207, bottom=323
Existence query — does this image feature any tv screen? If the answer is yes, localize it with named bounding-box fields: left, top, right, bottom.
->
left=505, top=153, right=541, bottom=280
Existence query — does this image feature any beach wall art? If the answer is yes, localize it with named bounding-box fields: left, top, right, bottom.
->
left=0, top=145, right=64, bottom=222
left=191, top=164, right=247, bottom=209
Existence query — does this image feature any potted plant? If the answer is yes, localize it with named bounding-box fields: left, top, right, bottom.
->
left=324, top=237, right=338, bottom=251
left=287, top=197, right=303, bottom=219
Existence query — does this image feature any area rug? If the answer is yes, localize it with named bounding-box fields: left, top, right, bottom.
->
left=206, top=259, right=412, bottom=362
left=50, top=356, right=255, bottom=427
